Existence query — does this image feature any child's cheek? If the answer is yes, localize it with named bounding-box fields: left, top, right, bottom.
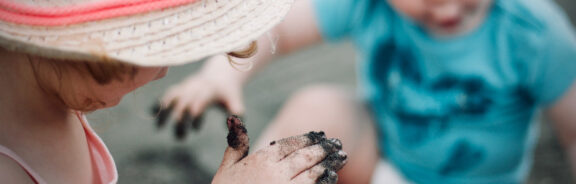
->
left=389, top=0, right=427, bottom=22
left=133, top=66, right=168, bottom=87
left=462, top=0, right=489, bottom=13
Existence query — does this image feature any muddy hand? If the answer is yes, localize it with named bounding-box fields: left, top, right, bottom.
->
left=151, top=68, right=245, bottom=141
left=213, top=115, right=348, bottom=184
left=151, top=101, right=197, bottom=141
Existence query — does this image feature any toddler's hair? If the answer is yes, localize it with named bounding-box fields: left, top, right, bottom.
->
left=227, top=41, right=257, bottom=59
left=226, top=41, right=257, bottom=71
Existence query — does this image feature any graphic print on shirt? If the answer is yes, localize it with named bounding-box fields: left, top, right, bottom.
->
left=369, top=42, right=491, bottom=173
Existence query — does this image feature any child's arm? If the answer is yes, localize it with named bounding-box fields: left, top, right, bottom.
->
left=545, top=82, right=576, bottom=179
left=157, top=0, right=323, bottom=124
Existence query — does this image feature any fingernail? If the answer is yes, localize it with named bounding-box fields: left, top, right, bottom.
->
left=327, top=138, right=342, bottom=150
left=338, top=150, right=348, bottom=161
left=156, top=102, right=174, bottom=129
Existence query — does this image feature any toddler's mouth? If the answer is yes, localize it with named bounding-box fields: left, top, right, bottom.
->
left=437, top=17, right=462, bottom=29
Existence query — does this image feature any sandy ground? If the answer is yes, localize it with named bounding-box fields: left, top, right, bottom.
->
left=87, top=1, right=576, bottom=183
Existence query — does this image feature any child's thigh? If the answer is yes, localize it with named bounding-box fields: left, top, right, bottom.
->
left=256, top=85, right=379, bottom=184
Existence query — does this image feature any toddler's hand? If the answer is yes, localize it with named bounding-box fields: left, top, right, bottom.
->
left=213, top=115, right=347, bottom=184
left=151, top=63, right=245, bottom=140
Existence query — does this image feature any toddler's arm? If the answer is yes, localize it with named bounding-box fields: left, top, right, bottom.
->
left=155, top=0, right=324, bottom=133
left=546, top=82, right=576, bottom=180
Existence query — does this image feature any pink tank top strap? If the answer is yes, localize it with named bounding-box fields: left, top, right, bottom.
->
left=75, top=111, right=118, bottom=184
left=0, top=144, right=47, bottom=184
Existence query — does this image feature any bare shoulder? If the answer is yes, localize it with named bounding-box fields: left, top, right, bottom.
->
left=0, top=154, right=35, bottom=184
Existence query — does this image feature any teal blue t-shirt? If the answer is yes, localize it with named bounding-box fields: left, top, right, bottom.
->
left=313, top=0, right=576, bottom=183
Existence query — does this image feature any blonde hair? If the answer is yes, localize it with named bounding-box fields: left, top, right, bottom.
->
left=226, top=41, right=257, bottom=71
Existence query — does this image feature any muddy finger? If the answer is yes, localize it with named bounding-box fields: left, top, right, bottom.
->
left=152, top=101, right=175, bottom=129
left=291, top=164, right=328, bottom=184
left=174, top=108, right=192, bottom=141
left=190, top=113, right=204, bottom=131
left=316, top=169, right=338, bottom=184
left=220, top=115, right=250, bottom=167
left=280, top=144, right=328, bottom=177
left=267, top=131, right=327, bottom=160
left=320, top=150, right=348, bottom=172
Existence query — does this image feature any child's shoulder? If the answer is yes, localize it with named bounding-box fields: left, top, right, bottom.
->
left=494, top=0, right=575, bottom=55
left=498, top=0, right=571, bottom=33
left=0, top=154, right=35, bottom=183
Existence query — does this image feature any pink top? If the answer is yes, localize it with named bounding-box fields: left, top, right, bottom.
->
left=0, top=112, right=118, bottom=184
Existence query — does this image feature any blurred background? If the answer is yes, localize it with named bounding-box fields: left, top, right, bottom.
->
left=87, top=1, right=576, bottom=183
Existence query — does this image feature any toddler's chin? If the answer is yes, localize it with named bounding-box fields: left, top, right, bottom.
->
left=426, top=22, right=477, bottom=38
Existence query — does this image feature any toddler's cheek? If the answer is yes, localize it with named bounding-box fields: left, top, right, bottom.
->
left=388, top=0, right=427, bottom=22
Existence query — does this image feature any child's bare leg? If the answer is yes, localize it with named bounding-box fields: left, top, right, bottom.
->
left=255, top=85, right=379, bottom=184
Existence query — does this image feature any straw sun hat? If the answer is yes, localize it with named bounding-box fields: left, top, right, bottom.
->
left=0, top=0, right=293, bottom=66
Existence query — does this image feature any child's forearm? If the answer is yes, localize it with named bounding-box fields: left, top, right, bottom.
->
left=199, top=0, right=322, bottom=85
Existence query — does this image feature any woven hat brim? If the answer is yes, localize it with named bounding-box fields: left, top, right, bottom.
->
left=0, top=0, right=294, bottom=66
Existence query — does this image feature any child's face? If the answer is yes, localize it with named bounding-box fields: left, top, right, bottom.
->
left=53, top=62, right=168, bottom=111
left=388, top=0, right=492, bottom=36
left=77, top=66, right=168, bottom=111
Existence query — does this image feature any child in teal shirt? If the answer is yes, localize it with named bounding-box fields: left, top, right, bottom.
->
left=159, top=0, right=576, bottom=183
left=315, top=0, right=576, bottom=183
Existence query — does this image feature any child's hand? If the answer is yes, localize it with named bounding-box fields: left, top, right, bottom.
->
left=213, top=115, right=347, bottom=184
left=152, top=57, right=245, bottom=140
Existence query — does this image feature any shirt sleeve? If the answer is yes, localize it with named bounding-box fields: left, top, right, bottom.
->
left=525, top=4, right=576, bottom=106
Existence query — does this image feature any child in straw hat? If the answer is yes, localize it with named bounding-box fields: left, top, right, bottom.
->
left=159, top=0, right=576, bottom=183
left=0, top=0, right=348, bottom=183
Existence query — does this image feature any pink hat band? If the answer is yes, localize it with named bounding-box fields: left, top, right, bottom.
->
left=0, top=0, right=197, bottom=26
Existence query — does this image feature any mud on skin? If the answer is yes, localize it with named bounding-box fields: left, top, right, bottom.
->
left=151, top=101, right=207, bottom=141
left=151, top=102, right=174, bottom=129
left=320, top=138, right=342, bottom=153
left=226, top=115, right=249, bottom=159
left=190, top=114, right=204, bottom=130
left=321, top=150, right=348, bottom=171
left=306, top=131, right=326, bottom=144
left=268, top=131, right=326, bottom=148
left=317, top=169, right=338, bottom=184
left=316, top=137, right=347, bottom=184
left=174, top=109, right=192, bottom=140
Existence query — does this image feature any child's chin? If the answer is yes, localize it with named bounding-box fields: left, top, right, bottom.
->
left=75, top=96, right=123, bottom=112
left=427, top=25, right=469, bottom=38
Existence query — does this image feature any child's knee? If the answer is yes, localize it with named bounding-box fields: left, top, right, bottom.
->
left=287, top=85, right=350, bottom=109
left=273, top=85, right=356, bottom=132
